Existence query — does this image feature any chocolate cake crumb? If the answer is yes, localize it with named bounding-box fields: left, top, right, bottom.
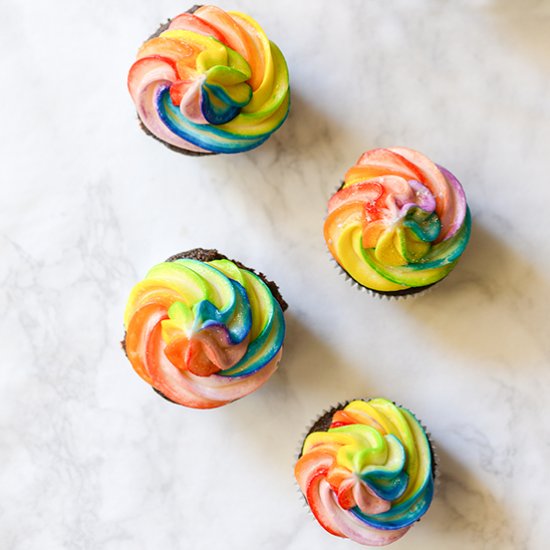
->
left=307, top=406, right=343, bottom=436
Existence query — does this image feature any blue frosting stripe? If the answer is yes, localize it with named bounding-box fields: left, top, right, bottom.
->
left=361, top=471, right=409, bottom=502
left=361, top=207, right=472, bottom=277
left=157, top=88, right=270, bottom=154
left=223, top=302, right=284, bottom=377
left=169, top=258, right=253, bottom=345
left=200, top=88, right=241, bottom=125
left=220, top=273, right=285, bottom=378
left=421, top=207, right=472, bottom=266
left=350, top=475, right=434, bottom=530
left=193, top=279, right=252, bottom=345
left=203, top=81, right=252, bottom=109
left=403, top=208, right=441, bottom=242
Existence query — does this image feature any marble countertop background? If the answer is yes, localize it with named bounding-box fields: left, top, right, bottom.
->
left=2, top=1, right=550, bottom=548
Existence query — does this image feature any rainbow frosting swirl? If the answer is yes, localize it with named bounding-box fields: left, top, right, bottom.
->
left=123, top=251, right=286, bottom=408
left=128, top=5, right=290, bottom=154
left=324, top=148, right=471, bottom=293
left=295, top=399, right=434, bottom=546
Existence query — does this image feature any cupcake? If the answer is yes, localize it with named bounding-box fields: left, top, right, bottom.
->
left=295, top=399, right=435, bottom=546
left=122, top=249, right=287, bottom=408
left=324, top=148, right=471, bottom=296
left=127, top=5, right=290, bottom=155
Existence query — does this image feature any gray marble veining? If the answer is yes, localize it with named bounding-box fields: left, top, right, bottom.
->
left=1, top=1, right=550, bottom=548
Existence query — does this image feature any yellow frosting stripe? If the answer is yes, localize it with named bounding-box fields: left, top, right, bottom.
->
left=161, top=29, right=216, bottom=51
left=345, top=400, right=398, bottom=435
left=228, top=11, right=272, bottom=94
left=146, top=262, right=213, bottom=301
left=124, top=278, right=204, bottom=327
left=335, top=426, right=387, bottom=471
left=208, top=259, right=245, bottom=285
left=337, top=224, right=406, bottom=292
left=398, top=409, right=431, bottom=502
left=365, top=400, right=417, bottom=491
left=208, top=260, right=266, bottom=340
left=239, top=270, right=269, bottom=341
left=217, top=43, right=289, bottom=133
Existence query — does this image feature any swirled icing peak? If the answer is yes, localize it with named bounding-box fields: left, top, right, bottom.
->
left=123, top=251, right=286, bottom=408
left=295, top=399, right=434, bottom=546
left=324, top=148, right=471, bottom=293
left=128, top=5, right=290, bottom=154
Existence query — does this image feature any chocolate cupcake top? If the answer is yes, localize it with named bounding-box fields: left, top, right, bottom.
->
left=295, top=399, right=434, bottom=546
left=123, top=249, right=286, bottom=408
left=128, top=5, right=290, bottom=154
left=324, top=148, right=471, bottom=293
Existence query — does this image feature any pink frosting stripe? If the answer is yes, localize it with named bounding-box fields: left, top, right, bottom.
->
left=149, top=323, right=225, bottom=408
left=388, top=147, right=464, bottom=242
left=167, top=12, right=226, bottom=41
left=128, top=56, right=209, bottom=153
left=149, top=329, right=282, bottom=408
left=319, top=481, right=411, bottom=546
left=438, top=164, right=468, bottom=240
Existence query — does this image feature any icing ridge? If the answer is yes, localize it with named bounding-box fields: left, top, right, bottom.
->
left=123, top=255, right=285, bottom=408
left=324, top=148, right=471, bottom=292
left=295, top=399, right=434, bottom=546
left=128, top=5, right=290, bottom=154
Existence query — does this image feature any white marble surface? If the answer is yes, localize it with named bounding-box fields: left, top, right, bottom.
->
left=2, top=0, right=550, bottom=548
